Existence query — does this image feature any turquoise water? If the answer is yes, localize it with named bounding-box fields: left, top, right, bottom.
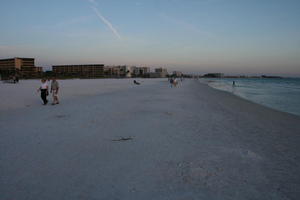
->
left=202, top=78, right=300, bottom=116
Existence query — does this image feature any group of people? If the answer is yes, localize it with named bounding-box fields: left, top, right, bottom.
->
left=12, top=75, right=19, bottom=83
left=37, top=77, right=59, bottom=105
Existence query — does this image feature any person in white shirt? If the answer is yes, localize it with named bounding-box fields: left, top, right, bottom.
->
left=37, top=79, right=49, bottom=105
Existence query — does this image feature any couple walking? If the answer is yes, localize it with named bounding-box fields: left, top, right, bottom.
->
left=38, top=78, right=59, bottom=105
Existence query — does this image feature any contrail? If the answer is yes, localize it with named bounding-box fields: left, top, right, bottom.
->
left=90, top=4, right=121, bottom=40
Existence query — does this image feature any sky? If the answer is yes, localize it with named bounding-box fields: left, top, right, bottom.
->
left=0, top=0, right=300, bottom=76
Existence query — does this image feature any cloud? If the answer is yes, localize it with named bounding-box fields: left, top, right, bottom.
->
left=88, top=0, right=121, bottom=40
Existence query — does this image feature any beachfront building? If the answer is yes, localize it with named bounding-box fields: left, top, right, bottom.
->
left=130, top=66, right=139, bottom=77
left=155, top=68, right=168, bottom=77
left=0, top=57, right=43, bottom=79
left=203, top=73, right=224, bottom=78
left=173, top=71, right=183, bottom=77
left=119, top=66, right=131, bottom=78
left=21, top=66, right=43, bottom=79
left=104, top=67, right=113, bottom=78
left=149, top=68, right=168, bottom=78
left=104, top=65, right=131, bottom=78
left=53, top=64, right=104, bottom=78
left=148, top=72, right=161, bottom=78
left=130, top=66, right=150, bottom=77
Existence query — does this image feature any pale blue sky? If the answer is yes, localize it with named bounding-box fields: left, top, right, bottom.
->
left=0, top=0, right=300, bottom=75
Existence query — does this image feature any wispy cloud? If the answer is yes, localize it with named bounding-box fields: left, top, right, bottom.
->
left=88, top=0, right=121, bottom=40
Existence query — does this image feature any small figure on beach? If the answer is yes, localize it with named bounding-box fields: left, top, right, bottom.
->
left=12, top=76, right=17, bottom=84
left=37, top=79, right=49, bottom=105
left=133, top=80, right=140, bottom=85
left=232, top=81, right=236, bottom=86
left=170, top=77, right=174, bottom=87
left=173, top=78, right=178, bottom=87
left=50, top=77, right=60, bottom=105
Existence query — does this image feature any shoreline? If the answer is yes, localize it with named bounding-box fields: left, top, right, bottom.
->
left=1, top=79, right=300, bottom=199
left=199, top=78, right=300, bottom=117
left=193, top=80, right=300, bottom=123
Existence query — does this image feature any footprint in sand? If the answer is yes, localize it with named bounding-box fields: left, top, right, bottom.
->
left=164, top=112, right=173, bottom=116
left=55, top=114, right=68, bottom=118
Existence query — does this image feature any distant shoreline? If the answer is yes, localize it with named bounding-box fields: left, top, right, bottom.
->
left=200, top=77, right=300, bottom=117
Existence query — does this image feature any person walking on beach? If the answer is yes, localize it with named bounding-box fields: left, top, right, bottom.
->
left=37, top=79, right=48, bottom=105
left=173, top=78, right=178, bottom=87
left=170, top=77, right=174, bottom=87
left=50, top=77, right=60, bottom=105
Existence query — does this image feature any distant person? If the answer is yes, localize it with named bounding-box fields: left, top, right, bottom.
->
left=173, top=78, right=178, bottom=87
left=15, top=75, right=19, bottom=83
left=37, top=79, right=48, bottom=105
left=133, top=80, right=140, bottom=85
left=170, top=78, right=174, bottom=87
left=50, top=77, right=60, bottom=105
left=233, top=81, right=236, bottom=86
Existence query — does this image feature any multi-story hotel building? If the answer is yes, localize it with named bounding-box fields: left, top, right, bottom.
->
left=130, top=66, right=150, bottom=77
left=104, top=65, right=131, bottom=78
left=52, top=64, right=105, bottom=78
left=173, top=71, right=183, bottom=77
left=149, top=68, right=168, bottom=78
left=154, top=68, right=168, bottom=78
left=0, top=57, right=43, bottom=79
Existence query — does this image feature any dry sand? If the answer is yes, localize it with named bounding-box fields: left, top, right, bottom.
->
left=1, top=79, right=300, bottom=200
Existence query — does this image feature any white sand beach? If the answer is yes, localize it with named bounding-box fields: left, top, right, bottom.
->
left=1, top=78, right=300, bottom=200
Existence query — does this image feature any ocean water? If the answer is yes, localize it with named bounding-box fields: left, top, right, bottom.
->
left=201, top=78, right=300, bottom=116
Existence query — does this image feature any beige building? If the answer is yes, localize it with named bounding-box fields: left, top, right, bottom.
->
left=53, top=64, right=104, bottom=78
left=130, top=66, right=150, bottom=77
left=154, top=68, right=168, bottom=78
left=104, top=66, right=131, bottom=78
left=173, top=71, right=183, bottom=77
left=0, top=57, right=42, bottom=79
